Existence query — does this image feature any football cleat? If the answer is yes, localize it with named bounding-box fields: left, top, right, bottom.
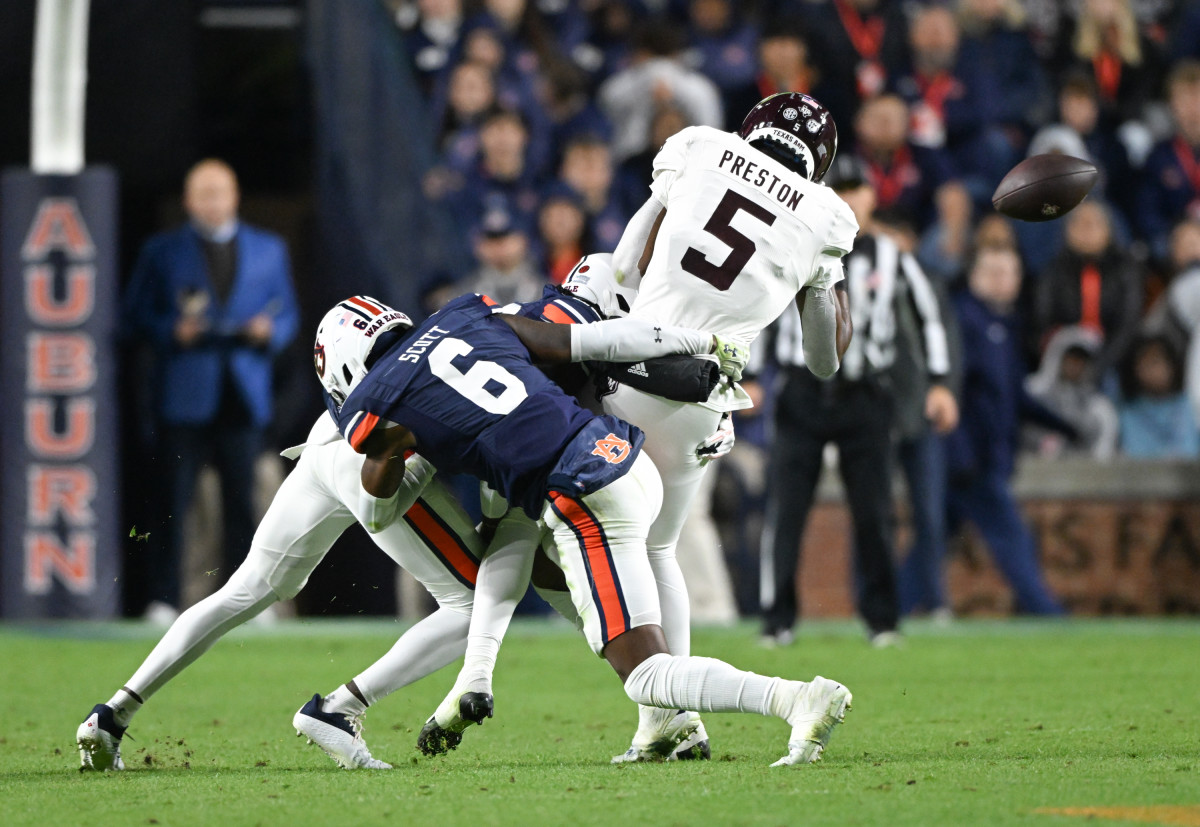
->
left=77, top=703, right=126, bottom=771
left=770, top=676, right=852, bottom=767
left=416, top=691, right=493, bottom=757
left=668, top=718, right=711, bottom=761
left=293, top=693, right=391, bottom=769
left=610, top=708, right=701, bottom=764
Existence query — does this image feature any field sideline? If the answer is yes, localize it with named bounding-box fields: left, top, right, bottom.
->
left=3, top=618, right=1198, bottom=826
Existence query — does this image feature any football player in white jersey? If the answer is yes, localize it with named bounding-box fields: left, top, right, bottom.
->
left=604, top=92, right=857, bottom=761
left=76, top=305, right=487, bottom=772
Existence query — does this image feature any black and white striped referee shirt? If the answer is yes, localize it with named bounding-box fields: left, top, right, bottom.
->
left=755, top=232, right=951, bottom=383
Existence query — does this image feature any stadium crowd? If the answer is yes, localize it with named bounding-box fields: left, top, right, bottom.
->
left=374, top=0, right=1200, bottom=626
left=392, top=0, right=1200, bottom=465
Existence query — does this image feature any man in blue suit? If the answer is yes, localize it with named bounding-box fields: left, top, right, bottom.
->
left=123, top=159, right=300, bottom=622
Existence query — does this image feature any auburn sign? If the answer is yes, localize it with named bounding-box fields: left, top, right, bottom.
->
left=1, top=170, right=119, bottom=617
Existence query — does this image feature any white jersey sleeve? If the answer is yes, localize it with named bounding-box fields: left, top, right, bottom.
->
left=649, top=126, right=701, bottom=206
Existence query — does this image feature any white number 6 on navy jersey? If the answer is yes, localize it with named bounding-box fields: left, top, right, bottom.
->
left=429, top=338, right=527, bottom=414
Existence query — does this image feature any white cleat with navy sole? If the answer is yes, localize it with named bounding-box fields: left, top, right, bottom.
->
left=293, top=693, right=391, bottom=769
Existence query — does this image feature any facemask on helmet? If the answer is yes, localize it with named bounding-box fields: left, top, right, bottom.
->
left=560, top=253, right=635, bottom=318
left=738, top=92, right=838, bottom=183
left=314, top=296, right=412, bottom=406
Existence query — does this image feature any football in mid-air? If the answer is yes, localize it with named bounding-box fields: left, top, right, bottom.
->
left=991, top=154, right=1099, bottom=222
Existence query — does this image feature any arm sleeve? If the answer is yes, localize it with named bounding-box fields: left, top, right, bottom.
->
left=570, top=317, right=711, bottom=363
left=611, top=197, right=662, bottom=291
left=805, top=250, right=846, bottom=293
left=899, top=251, right=952, bottom=379
left=800, top=285, right=840, bottom=379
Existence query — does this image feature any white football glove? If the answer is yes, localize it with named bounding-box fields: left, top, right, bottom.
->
left=711, top=335, right=749, bottom=381
left=696, top=412, right=735, bottom=465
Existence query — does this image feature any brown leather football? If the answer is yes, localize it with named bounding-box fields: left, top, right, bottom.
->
left=991, top=154, right=1099, bottom=222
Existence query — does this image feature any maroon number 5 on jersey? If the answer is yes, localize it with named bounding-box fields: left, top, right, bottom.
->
left=680, top=189, right=777, bottom=291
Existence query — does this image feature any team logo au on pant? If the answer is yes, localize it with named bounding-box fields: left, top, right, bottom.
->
left=591, top=434, right=631, bottom=464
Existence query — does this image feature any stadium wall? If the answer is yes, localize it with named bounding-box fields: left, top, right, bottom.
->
left=799, top=458, right=1200, bottom=617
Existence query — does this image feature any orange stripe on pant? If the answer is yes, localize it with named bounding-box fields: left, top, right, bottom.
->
left=549, top=491, right=627, bottom=640
left=541, top=304, right=577, bottom=325
left=405, top=501, right=479, bottom=586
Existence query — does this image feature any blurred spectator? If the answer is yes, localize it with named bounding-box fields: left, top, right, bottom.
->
left=723, top=20, right=817, bottom=121
left=1027, top=71, right=1135, bottom=220
left=471, top=0, right=562, bottom=73
left=947, top=245, right=1067, bottom=615
left=1165, top=217, right=1200, bottom=425
left=616, top=99, right=689, bottom=210
left=1019, top=0, right=1071, bottom=61
left=428, top=206, right=545, bottom=308
left=1024, top=326, right=1120, bottom=458
left=395, top=0, right=466, bottom=98
left=895, top=5, right=1014, bottom=198
left=578, top=0, right=639, bottom=80
left=536, top=184, right=588, bottom=284
left=853, top=94, right=957, bottom=231
left=1051, top=0, right=1163, bottom=127
left=1117, top=334, right=1199, bottom=458
left=795, top=0, right=911, bottom=141
left=455, top=23, right=552, bottom=170
left=685, top=0, right=760, bottom=129
left=537, top=57, right=612, bottom=165
left=1033, top=200, right=1143, bottom=379
left=122, top=159, right=300, bottom=622
left=957, top=0, right=1052, bottom=145
left=1135, top=60, right=1200, bottom=262
left=433, top=60, right=497, bottom=173
left=851, top=94, right=972, bottom=282
left=598, top=22, right=723, bottom=163
left=559, top=134, right=627, bottom=252
left=759, top=156, right=955, bottom=647
left=1173, top=0, right=1200, bottom=62
left=454, top=106, right=545, bottom=230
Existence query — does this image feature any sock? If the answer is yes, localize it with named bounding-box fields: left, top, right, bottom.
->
left=647, top=550, right=691, bottom=656
left=533, top=585, right=580, bottom=631
left=451, top=513, right=541, bottom=694
left=323, top=684, right=367, bottom=717
left=456, top=635, right=500, bottom=695
left=351, top=607, right=470, bottom=705
left=123, top=566, right=278, bottom=700
left=106, top=688, right=143, bottom=728
left=624, top=653, right=782, bottom=718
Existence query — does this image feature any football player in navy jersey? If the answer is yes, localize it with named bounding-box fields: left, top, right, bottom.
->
left=317, top=287, right=854, bottom=768
left=76, top=408, right=484, bottom=771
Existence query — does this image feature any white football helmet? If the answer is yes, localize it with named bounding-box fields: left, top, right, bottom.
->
left=314, top=295, right=412, bottom=405
left=560, top=253, right=635, bottom=318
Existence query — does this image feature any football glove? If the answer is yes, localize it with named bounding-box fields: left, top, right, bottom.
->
left=696, top=412, right=735, bottom=465
left=711, top=335, right=749, bottom=381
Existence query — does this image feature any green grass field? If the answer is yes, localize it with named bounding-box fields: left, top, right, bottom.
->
left=3, top=618, right=1198, bottom=826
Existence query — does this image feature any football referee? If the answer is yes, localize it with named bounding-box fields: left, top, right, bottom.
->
left=756, top=156, right=957, bottom=647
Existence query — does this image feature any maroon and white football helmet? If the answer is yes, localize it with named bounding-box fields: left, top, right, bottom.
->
left=738, top=92, right=838, bottom=183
